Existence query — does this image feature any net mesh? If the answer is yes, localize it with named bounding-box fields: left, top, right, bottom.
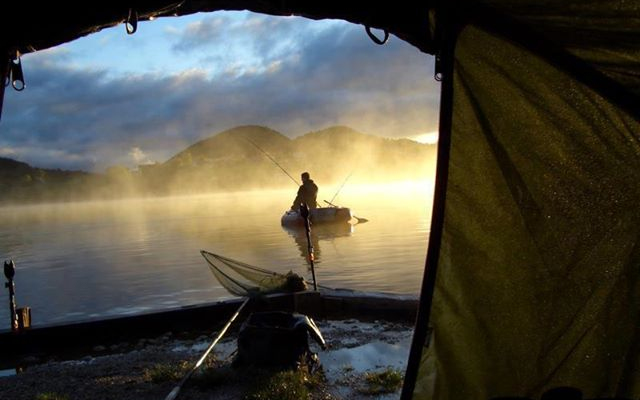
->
left=200, top=250, right=306, bottom=297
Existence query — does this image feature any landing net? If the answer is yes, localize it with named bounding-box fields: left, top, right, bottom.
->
left=200, top=250, right=307, bottom=297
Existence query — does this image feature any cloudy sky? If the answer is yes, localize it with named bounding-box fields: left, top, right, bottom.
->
left=1, top=11, right=439, bottom=172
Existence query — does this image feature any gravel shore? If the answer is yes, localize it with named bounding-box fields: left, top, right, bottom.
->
left=1, top=319, right=413, bottom=400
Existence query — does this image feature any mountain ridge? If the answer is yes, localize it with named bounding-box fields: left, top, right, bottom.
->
left=0, top=125, right=435, bottom=203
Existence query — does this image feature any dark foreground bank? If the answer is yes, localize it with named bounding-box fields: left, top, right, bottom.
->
left=1, top=319, right=413, bottom=400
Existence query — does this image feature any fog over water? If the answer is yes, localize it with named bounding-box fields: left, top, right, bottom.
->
left=0, top=11, right=439, bottom=330
left=0, top=181, right=433, bottom=328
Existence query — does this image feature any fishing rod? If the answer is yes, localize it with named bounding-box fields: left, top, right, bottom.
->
left=165, top=297, right=250, bottom=400
left=329, top=170, right=354, bottom=205
left=325, top=171, right=369, bottom=223
left=243, top=136, right=322, bottom=209
left=243, top=136, right=299, bottom=187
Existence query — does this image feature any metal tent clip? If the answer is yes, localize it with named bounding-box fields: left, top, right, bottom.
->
left=126, top=8, right=138, bottom=34
left=365, top=25, right=389, bottom=45
left=434, top=54, right=443, bottom=81
left=6, top=51, right=25, bottom=91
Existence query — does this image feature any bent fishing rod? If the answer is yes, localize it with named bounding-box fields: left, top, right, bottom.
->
left=329, top=170, right=354, bottom=205
left=242, top=136, right=368, bottom=222
left=243, top=136, right=300, bottom=186
left=243, top=136, right=322, bottom=208
left=324, top=170, right=368, bottom=223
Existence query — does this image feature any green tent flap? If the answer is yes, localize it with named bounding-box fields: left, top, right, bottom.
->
left=406, top=9, right=640, bottom=399
left=481, top=0, right=640, bottom=98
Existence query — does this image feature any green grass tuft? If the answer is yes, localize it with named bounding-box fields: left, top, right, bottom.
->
left=192, top=364, right=237, bottom=388
left=244, top=368, right=326, bottom=400
left=358, top=367, right=403, bottom=395
left=143, top=361, right=190, bottom=383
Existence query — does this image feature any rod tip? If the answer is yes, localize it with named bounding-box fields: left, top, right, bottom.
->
left=165, top=386, right=180, bottom=400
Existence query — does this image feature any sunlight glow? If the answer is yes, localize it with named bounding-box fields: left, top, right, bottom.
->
left=412, top=131, right=439, bottom=144
left=338, top=179, right=435, bottom=197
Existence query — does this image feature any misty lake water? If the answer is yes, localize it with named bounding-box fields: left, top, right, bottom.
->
left=0, top=182, right=433, bottom=329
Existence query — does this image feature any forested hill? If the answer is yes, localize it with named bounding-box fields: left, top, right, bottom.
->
left=0, top=125, right=435, bottom=204
left=159, top=125, right=436, bottom=192
left=0, top=157, right=100, bottom=203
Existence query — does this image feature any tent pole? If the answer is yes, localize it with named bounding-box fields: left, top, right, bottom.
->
left=400, top=7, right=459, bottom=400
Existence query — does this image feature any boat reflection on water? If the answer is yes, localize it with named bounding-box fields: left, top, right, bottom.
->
left=281, top=222, right=354, bottom=267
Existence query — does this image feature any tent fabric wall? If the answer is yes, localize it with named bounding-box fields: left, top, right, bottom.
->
left=409, top=21, right=640, bottom=400
left=482, top=0, right=640, bottom=98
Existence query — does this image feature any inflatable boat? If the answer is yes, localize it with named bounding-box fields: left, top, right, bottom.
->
left=280, top=206, right=352, bottom=227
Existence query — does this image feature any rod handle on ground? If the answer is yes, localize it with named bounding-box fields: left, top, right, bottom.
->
left=165, top=387, right=180, bottom=400
left=163, top=297, right=250, bottom=400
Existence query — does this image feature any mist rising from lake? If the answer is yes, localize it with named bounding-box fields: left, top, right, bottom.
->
left=0, top=181, right=433, bottom=328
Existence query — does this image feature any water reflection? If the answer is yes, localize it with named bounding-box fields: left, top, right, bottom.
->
left=0, top=368, right=17, bottom=377
left=0, top=184, right=433, bottom=327
left=282, top=223, right=354, bottom=267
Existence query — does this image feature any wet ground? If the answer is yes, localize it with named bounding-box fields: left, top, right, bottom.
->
left=0, top=319, right=413, bottom=400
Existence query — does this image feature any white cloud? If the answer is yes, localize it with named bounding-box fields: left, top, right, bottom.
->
left=129, top=147, right=152, bottom=165
left=0, top=12, right=439, bottom=171
left=266, top=60, right=283, bottom=74
left=0, top=147, right=17, bottom=156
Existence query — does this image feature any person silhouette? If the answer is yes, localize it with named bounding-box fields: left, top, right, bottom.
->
left=290, top=172, right=318, bottom=211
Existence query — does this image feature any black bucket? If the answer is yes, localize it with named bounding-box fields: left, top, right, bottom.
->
left=235, top=311, right=326, bottom=370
